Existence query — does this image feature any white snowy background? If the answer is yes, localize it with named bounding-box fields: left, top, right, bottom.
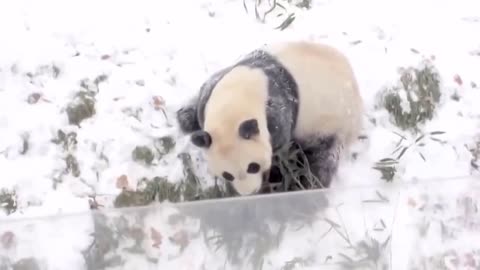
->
left=0, top=0, right=480, bottom=269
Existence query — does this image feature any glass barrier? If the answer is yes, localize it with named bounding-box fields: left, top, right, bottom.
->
left=0, top=176, right=479, bottom=270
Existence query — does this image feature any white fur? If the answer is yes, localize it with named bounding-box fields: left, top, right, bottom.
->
left=231, top=173, right=263, bottom=196
left=265, top=41, right=364, bottom=149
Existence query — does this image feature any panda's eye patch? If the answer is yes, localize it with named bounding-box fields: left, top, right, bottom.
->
left=222, top=172, right=235, bottom=181
left=247, top=162, right=260, bottom=174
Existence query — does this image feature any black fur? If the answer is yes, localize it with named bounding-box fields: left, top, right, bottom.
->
left=239, top=119, right=259, bottom=139
left=191, top=130, right=212, bottom=148
left=297, top=135, right=339, bottom=188
left=176, top=95, right=201, bottom=133
left=247, top=162, right=260, bottom=174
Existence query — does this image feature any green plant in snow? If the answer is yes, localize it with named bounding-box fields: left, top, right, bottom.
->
left=66, top=90, right=96, bottom=126
left=242, top=0, right=300, bottom=30
left=377, top=59, right=441, bottom=133
left=66, top=75, right=107, bottom=126
left=153, top=136, right=176, bottom=158
left=0, top=189, right=17, bottom=215
left=51, top=129, right=81, bottom=181
left=131, top=146, right=155, bottom=166
left=373, top=130, right=446, bottom=182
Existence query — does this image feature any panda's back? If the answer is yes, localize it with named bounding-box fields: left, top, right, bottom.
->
left=264, top=41, right=363, bottom=146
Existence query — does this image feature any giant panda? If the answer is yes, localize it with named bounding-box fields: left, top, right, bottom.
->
left=176, top=41, right=364, bottom=196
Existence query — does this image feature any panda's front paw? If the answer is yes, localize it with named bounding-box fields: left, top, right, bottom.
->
left=176, top=106, right=201, bottom=134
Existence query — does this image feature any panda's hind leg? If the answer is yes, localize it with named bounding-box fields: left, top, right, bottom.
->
left=297, top=135, right=340, bottom=189
left=176, top=95, right=201, bottom=134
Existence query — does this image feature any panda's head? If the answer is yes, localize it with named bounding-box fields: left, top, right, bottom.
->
left=190, top=117, right=272, bottom=196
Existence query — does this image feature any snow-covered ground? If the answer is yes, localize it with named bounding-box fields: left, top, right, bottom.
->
left=1, top=0, right=480, bottom=269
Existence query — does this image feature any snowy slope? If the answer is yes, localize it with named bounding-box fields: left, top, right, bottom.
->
left=0, top=0, right=480, bottom=269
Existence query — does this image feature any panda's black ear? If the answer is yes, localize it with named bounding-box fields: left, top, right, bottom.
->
left=239, top=118, right=259, bottom=139
left=191, top=130, right=212, bottom=148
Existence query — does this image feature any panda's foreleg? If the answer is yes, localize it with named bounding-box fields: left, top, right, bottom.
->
left=298, top=135, right=340, bottom=189
left=176, top=95, right=201, bottom=134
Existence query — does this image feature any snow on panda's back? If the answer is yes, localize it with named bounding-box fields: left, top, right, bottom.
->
left=264, top=41, right=364, bottom=148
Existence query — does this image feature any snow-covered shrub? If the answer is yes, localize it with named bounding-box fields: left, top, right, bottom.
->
left=377, top=59, right=442, bottom=133
left=0, top=189, right=17, bottom=215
